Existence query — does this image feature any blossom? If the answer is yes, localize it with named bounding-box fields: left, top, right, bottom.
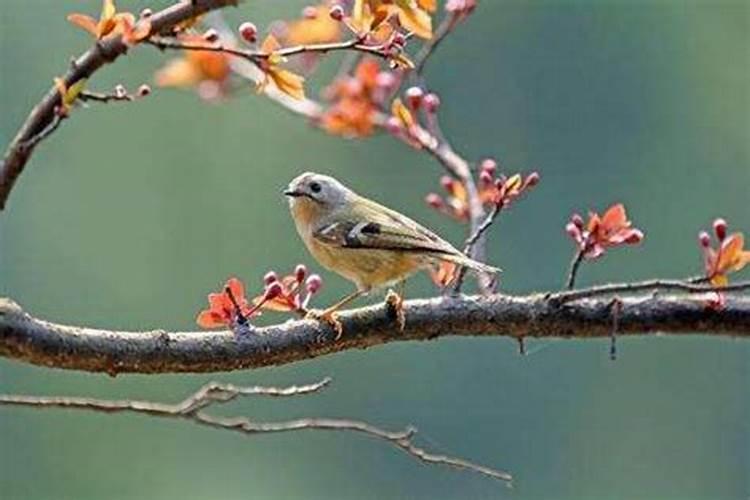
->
left=252, top=264, right=323, bottom=314
left=67, top=0, right=150, bottom=44
left=196, top=277, right=257, bottom=329
left=566, top=203, right=644, bottom=260
left=321, top=59, right=384, bottom=137
left=256, top=35, right=306, bottom=100
left=154, top=35, right=232, bottom=99
left=699, top=219, right=750, bottom=287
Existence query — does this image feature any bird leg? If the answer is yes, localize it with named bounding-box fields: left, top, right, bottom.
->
left=306, top=290, right=366, bottom=339
left=385, top=281, right=406, bottom=331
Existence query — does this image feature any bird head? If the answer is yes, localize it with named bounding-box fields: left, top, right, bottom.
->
left=284, top=172, right=352, bottom=210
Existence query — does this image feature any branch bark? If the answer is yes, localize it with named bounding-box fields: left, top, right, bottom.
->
left=2, top=288, right=749, bottom=375
left=0, top=0, right=239, bottom=210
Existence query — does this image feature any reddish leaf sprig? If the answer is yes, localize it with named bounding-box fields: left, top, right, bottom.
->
left=698, top=218, right=750, bottom=287
left=566, top=203, right=644, bottom=260
left=252, top=264, right=323, bottom=315
left=425, top=159, right=539, bottom=222
left=196, top=266, right=323, bottom=330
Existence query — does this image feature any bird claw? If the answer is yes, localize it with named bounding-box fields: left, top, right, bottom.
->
left=385, top=289, right=406, bottom=331
left=305, top=309, right=344, bottom=340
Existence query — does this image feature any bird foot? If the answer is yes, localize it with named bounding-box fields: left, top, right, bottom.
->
left=305, top=309, right=344, bottom=340
left=385, top=289, right=406, bottom=331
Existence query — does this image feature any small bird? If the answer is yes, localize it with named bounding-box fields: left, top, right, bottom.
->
left=284, top=172, right=500, bottom=335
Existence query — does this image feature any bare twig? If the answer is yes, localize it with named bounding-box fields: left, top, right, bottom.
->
left=552, top=278, right=750, bottom=303
left=2, top=289, right=749, bottom=375
left=79, top=89, right=133, bottom=103
left=453, top=203, right=503, bottom=292
left=146, top=35, right=394, bottom=64
left=414, top=14, right=460, bottom=75
left=0, top=378, right=512, bottom=484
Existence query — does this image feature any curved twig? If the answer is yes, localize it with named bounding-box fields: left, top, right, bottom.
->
left=0, top=378, right=512, bottom=484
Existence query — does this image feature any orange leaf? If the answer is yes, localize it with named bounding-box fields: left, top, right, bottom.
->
left=67, top=14, right=98, bottom=36
left=266, top=67, right=306, bottom=100
left=717, top=233, right=747, bottom=273
left=417, top=0, right=437, bottom=13
left=601, top=203, right=628, bottom=231
left=196, top=310, right=226, bottom=328
left=394, top=0, right=432, bottom=39
left=391, top=98, right=415, bottom=128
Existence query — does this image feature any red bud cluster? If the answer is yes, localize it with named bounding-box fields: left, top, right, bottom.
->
left=565, top=204, right=644, bottom=260
left=238, top=21, right=258, bottom=43
left=255, top=264, right=323, bottom=313
left=698, top=218, right=750, bottom=288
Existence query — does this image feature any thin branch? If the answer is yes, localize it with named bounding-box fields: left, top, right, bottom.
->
left=0, top=0, right=240, bottom=210
left=146, top=36, right=392, bottom=65
left=453, top=203, right=503, bottom=291
left=552, top=278, right=750, bottom=303
left=0, top=378, right=512, bottom=484
left=414, top=14, right=460, bottom=75
left=566, top=249, right=585, bottom=289
left=79, top=89, right=133, bottom=103
left=2, top=288, right=749, bottom=375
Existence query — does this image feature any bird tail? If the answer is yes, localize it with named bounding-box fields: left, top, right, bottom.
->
left=440, top=253, right=502, bottom=275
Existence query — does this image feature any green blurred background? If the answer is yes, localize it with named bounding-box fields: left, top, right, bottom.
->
left=1, top=1, right=748, bottom=499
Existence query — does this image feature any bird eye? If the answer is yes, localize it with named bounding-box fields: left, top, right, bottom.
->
left=309, top=182, right=322, bottom=193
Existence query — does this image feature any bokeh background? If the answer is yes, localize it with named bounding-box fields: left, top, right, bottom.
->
left=1, top=1, right=748, bottom=499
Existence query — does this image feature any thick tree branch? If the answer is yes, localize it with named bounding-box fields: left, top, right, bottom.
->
left=0, top=378, right=512, bottom=484
left=2, top=286, right=749, bottom=375
left=0, top=0, right=239, bottom=210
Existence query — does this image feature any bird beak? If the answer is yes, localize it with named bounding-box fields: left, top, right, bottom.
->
left=283, top=188, right=302, bottom=197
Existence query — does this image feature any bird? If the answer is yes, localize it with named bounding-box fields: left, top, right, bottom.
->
left=284, top=172, right=500, bottom=336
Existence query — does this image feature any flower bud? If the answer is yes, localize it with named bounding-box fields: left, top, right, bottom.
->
left=305, top=274, right=322, bottom=294
left=384, top=116, right=402, bottom=136
left=239, top=22, right=258, bottom=43
left=391, top=32, right=406, bottom=47
left=566, top=222, right=582, bottom=241
left=404, top=86, right=424, bottom=110
left=114, top=84, right=127, bottom=99
left=263, top=271, right=278, bottom=285
left=713, top=218, right=727, bottom=241
left=479, top=158, right=497, bottom=176
left=375, top=71, right=397, bottom=91
left=329, top=4, right=345, bottom=21
left=423, top=93, right=441, bottom=113
left=570, top=213, right=584, bottom=229
left=302, top=5, right=318, bottom=19
left=479, top=170, right=493, bottom=186
left=203, top=29, right=219, bottom=42
left=440, top=175, right=455, bottom=194
left=264, top=282, right=283, bottom=300
left=137, top=84, right=151, bottom=97
left=624, top=229, right=644, bottom=244
left=295, top=264, right=307, bottom=282
left=698, top=231, right=711, bottom=248
left=425, top=193, right=444, bottom=209
left=525, top=171, right=540, bottom=188
left=139, top=8, right=153, bottom=18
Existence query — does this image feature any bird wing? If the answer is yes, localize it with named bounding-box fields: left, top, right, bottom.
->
left=312, top=198, right=460, bottom=256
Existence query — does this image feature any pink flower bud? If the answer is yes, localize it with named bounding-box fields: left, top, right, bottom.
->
left=713, top=218, right=727, bottom=241
left=329, top=4, right=345, bottom=21
left=425, top=193, right=444, bottom=209
left=624, top=229, right=644, bottom=244
left=423, top=93, right=440, bottom=113
left=302, top=5, right=318, bottom=19
left=404, top=86, right=424, bottom=110
left=566, top=222, right=582, bottom=241
left=305, top=274, right=322, bottom=294
left=479, top=170, right=493, bottom=186
left=698, top=231, right=711, bottom=248
left=114, top=84, right=127, bottom=99
left=264, top=282, right=283, bottom=300
left=571, top=213, right=584, bottom=229
left=137, top=84, right=151, bottom=97
left=524, top=171, right=540, bottom=188
left=440, top=175, right=455, bottom=194
left=375, top=71, right=397, bottom=91
left=203, top=29, right=219, bottom=42
left=139, top=8, right=153, bottom=18
left=479, top=158, right=497, bottom=176
left=239, top=22, right=258, bottom=43
left=391, top=32, right=406, bottom=47
left=385, top=116, right=402, bottom=135
left=295, top=264, right=307, bottom=282
left=263, top=271, right=278, bottom=285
